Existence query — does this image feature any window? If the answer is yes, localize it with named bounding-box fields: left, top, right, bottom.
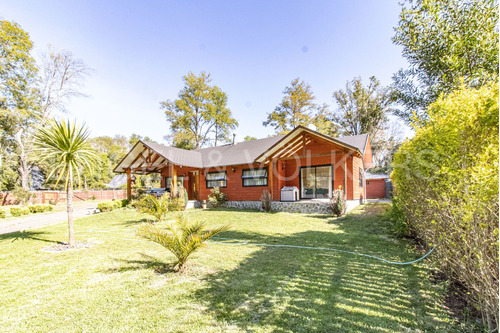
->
left=165, top=176, right=184, bottom=190
left=206, top=171, right=227, bottom=188
left=242, top=169, right=268, bottom=187
left=300, top=165, right=332, bottom=199
left=359, top=168, right=363, bottom=187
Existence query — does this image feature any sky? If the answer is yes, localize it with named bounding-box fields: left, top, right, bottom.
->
left=1, top=0, right=410, bottom=144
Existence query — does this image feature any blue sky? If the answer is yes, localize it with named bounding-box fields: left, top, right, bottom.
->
left=1, top=0, right=409, bottom=143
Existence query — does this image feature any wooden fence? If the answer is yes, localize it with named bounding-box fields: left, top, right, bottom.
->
left=0, top=190, right=128, bottom=206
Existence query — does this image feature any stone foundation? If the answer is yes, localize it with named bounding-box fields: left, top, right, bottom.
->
left=220, top=200, right=361, bottom=215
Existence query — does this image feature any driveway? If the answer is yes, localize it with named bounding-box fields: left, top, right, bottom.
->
left=0, top=202, right=98, bottom=235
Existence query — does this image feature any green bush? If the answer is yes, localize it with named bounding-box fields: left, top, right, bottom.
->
left=10, top=207, right=23, bottom=217
left=21, top=207, right=30, bottom=215
left=27, top=205, right=54, bottom=214
left=0, top=209, right=5, bottom=219
left=391, top=83, right=499, bottom=328
left=208, top=187, right=227, bottom=208
left=12, top=187, right=32, bottom=205
left=97, top=201, right=122, bottom=212
left=120, top=199, right=130, bottom=207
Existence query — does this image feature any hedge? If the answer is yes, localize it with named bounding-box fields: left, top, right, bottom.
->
left=0, top=209, right=5, bottom=219
left=28, top=205, right=54, bottom=214
left=391, top=83, right=498, bottom=329
left=97, top=200, right=128, bottom=212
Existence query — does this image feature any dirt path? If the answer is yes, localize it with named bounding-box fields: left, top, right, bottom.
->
left=0, top=202, right=98, bottom=235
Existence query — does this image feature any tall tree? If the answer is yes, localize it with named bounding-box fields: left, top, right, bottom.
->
left=211, top=86, right=238, bottom=146
left=161, top=71, right=238, bottom=149
left=332, top=76, right=395, bottom=165
left=333, top=76, right=390, bottom=136
left=33, top=119, right=98, bottom=245
left=392, top=0, right=499, bottom=122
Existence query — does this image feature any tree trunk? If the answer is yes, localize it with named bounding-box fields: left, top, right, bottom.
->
left=67, top=177, right=75, bottom=245
left=15, top=130, right=31, bottom=190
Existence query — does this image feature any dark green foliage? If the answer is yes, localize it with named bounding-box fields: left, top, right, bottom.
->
left=392, top=0, right=499, bottom=122
left=120, top=199, right=129, bottom=207
left=208, top=187, right=227, bottom=208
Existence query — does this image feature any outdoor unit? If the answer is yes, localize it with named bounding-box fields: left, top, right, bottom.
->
left=281, top=186, right=299, bottom=202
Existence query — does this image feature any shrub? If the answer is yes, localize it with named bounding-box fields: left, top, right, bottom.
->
left=136, top=213, right=230, bottom=272
left=10, top=207, right=23, bottom=217
left=0, top=209, right=5, bottom=219
left=120, top=199, right=130, bottom=207
left=21, top=207, right=30, bottom=215
left=136, top=194, right=170, bottom=223
left=391, top=83, right=499, bottom=329
left=89, top=195, right=96, bottom=200
left=208, top=187, right=227, bottom=208
left=97, top=201, right=122, bottom=212
left=183, top=187, right=189, bottom=208
left=28, top=205, right=53, bottom=214
left=12, top=187, right=32, bottom=205
left=260, top=190, right=272, bottom=212
left=329, top=188, right=346, bottom=217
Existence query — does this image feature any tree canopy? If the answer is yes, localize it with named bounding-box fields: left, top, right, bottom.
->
left=392, top=0, right=499, bottom=122
left=161, top=72, right=238, bottom=149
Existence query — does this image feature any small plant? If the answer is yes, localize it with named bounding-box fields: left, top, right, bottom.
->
left=97, top=201, right=122, bottom=212
left=89, top=195, right=96, bottom=200
left=208, top=187, right=227, bottom=208
left=0, top=209, right=5, bottom=219
left=21, top=207, right=30, bottom=215
left=136, top=194, right=171, bottom=223
left=330, top=188, right=346, bottom=217
left=28, top=205, right=53, bottom=213
left=10, top=207, right=23, bottom=217
left=120, top=199, right=130, bottom=207
left=260, top=190, right=272, bottom=212
left=136, top=213, right=230, bottom=272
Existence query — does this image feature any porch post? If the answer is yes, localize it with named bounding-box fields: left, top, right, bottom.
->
left=171, top=165, right=178, bottom=198
left=126, top=168, right=132, bottom=200
left=268, top=160, right=274, bottom=200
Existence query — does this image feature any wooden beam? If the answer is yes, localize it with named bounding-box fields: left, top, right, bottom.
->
left=268, top=161, right=274, bottom=201
left=126, top=168, right=132, bottom=200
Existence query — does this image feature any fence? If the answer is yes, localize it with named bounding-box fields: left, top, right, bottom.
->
left=0, top=190, right=128, bottom=206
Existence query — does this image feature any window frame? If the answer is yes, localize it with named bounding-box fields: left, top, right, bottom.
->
left=299, top=164, right=333, bottom=199
left=206, top=171, right=227, bottom=189
left=241, top=168, right=268, bottom=187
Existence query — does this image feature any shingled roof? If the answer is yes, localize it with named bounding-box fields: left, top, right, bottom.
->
left=114, top=127, right=370, bottom=174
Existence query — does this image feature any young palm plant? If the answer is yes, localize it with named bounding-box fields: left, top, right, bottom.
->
left=33, top=119, right=98, bottom=245
left=136, top=193, right=171, bottom=223
left=136, top=214, right=230, bottom=272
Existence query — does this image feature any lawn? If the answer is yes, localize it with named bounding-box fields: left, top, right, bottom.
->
left=0, top=203, right=472, bottom=332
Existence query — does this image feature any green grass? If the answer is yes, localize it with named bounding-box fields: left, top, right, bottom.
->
left=0, top=203, right=473, bottom=332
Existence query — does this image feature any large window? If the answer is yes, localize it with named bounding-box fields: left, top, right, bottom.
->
left=242, top=169, right=268, bottom=187
left=206, top=171, right=227, bottom=188
left=165, top=176, right=184, bottom=190
left=300, top=165, right=332, bottom=199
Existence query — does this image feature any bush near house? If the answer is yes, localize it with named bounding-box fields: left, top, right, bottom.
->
left=330, top=188, right=346, bottom=217
left=391, top=83, right=499, bottom=329
left=261, top=190, right=272, bottom=212
left=208, top=187, right=227, bottom=208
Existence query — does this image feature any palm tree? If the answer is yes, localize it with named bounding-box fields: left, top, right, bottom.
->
left=33, top=119, right=98, bottom=245
left=136, top=193, right=171, bottom=223
left=136, top=214, right=230, bottom=272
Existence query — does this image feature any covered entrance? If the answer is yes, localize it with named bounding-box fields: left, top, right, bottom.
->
left=188, top=171, right=200, bottom=200
left=300, top=165, right=332, bottom=199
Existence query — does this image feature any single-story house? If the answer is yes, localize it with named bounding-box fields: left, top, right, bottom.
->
left=114, top=126, right=373, bottom=208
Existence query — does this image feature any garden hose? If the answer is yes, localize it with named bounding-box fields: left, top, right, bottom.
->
left=208, top=236, right=435, bottom=265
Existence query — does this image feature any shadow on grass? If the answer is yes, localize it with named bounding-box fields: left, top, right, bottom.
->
left=106, top=253, right=177, bottom=274
left=0, top=230, right=57, bottom=244
left=191, top=210, right=460, bottom=332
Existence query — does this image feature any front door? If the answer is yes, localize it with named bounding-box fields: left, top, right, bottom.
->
left=300, top=165, right=332, bottom=199
left=188, top=171, right=200, bottom=200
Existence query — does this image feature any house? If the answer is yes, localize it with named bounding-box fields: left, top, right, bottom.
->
left=114, top=126, right=373, bottom=211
